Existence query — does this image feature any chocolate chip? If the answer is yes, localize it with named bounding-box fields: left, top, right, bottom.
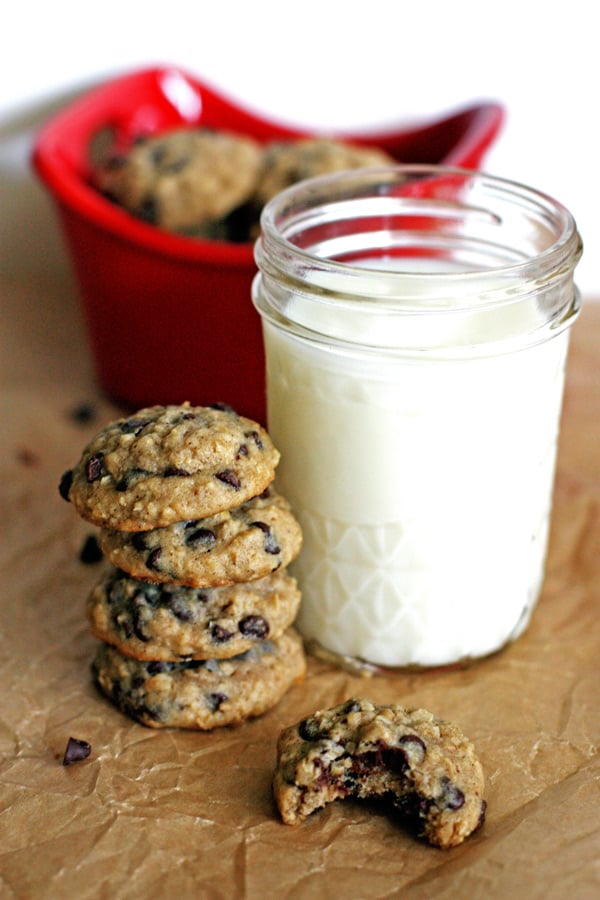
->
left=380, top=747, right=409, bottom=773
left=356, top=743, right=409, bottom=775
left=439, top=776, right=465, bottom=810
left=170, top=596, right=194, bottom=622
left=211, top=624, right=234, bottom=643
left=185, top=527, right=216, bottom=550
left=299, top=716, right=323, bottom=741
left=58, top=469, right=73, bottom=501
left=150, top=145, right=167, bottom=166
left=85, top=454, right=104, bottom=483
left=237, top=444, right=249, bottom=457
left=244, top=430, right=263, bottom=450
left=210, top=402, right=236, bottom=414
left=146, top=548, right=162, bottom=571
left=137, top=196, right=158, bottom=224
left=250, top=521, right=280, bottom=555
left=62, top=737, right=91, bottom=766
left=79, top=534, right=103, bottom=564
left=119, top=418, right=151, bottom=435
left=206, top=692, right=228, bottom=712
left=398, top=734, right=426, bottom=763
left=164, top=467, right=190, bottom=477
left=239, top=615, right=269, bottom=639
left=115, top=467, right=150, bottom=491
left=161, top=156, right=188, bottom=175
left=131, top=600, right=150, bottom=642
left=215, top=470, right=241, bottom=490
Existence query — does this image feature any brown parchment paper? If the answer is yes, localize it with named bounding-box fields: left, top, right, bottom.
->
left=1, top=271, right=599, bottom=899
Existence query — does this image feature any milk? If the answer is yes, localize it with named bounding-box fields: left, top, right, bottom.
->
left=264, top=314, right=569, bottom=667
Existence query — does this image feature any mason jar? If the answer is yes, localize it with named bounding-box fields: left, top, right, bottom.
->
left=252, top=165, right=582, bottom=670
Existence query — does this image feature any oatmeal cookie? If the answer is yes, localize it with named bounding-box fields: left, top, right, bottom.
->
left=96, top=128, right=263, bottom=233
left=273, top=697, right=486, bottom=849
left=59, top=403, right=279, bottom=531
left=98, top=488, right=302, bottom=587
left=87, top=565, right=301, bottom=661
left=92, top=629, right=306, bottom=730
left=254, top=137, right=396, bottom=207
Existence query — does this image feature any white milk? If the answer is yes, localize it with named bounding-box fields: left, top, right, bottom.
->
left=264, top=316, right=569, bottom=667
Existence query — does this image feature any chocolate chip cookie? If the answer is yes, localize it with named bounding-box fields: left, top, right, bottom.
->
left=273, top=697, right=486, bottom=849
left=253, top=138, right=396, bottom=208
left=98, top=488, right=302, bottom=587
left=96, top=127, right=263, bottom=234
left=93, top=628, right=306, bottom=730
left=59, top=403, right=279, bottom=531
left=87, top=565, right=301, bottom=661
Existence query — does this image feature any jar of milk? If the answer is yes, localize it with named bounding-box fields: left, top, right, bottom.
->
left=252, top=166, right=582, bottom=670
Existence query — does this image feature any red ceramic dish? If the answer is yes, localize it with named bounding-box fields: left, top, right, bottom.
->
left=32, top=65, right=504, bottom=423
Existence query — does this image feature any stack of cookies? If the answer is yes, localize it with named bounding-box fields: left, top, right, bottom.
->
left=59, top=403, right=306, bottom=730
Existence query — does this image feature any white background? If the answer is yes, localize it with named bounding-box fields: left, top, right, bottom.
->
left=1, top=0, right=597, bottom=295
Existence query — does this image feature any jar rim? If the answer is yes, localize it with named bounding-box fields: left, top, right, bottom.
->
left=255, top=164, right=582, bottom=310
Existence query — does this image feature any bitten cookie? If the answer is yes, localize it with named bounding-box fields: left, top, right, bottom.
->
left=87, top=565, right=301, bottom=661
left=253, top=138, right=396, bottom=208
left=273, top=697, right=486, bottom=849
left=92, top=629, right=306, bottom=730
left=98, top=488, right=302, bottom=587
left=96, top=128, right=263, bottom=233
left=59, top=403, right=279, bottom=531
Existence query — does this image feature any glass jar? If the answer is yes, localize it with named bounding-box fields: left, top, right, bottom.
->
left=252, top=165, right=582, bottom=670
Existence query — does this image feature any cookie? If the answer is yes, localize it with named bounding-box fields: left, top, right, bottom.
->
left=273, top=697, right=486, bottom=849
left=254, top=138, right=396, bottom=207
left=87, top=565, right=302, bottom=661
left=59, top=403, right=280, bottom=531
left=98, top=488, right=302, bottom=587
left=92, top=629, right=306, bottom=730
left=96, top=128, right=263, bottom=233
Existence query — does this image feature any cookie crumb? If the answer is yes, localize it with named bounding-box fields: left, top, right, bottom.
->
left=79, top=534, right=103, bottom=564
left=69, top=402, right=98, bottom=425
left=62, top=737, right=92, bottom=766
left=16, top=447, right=41, bottom=467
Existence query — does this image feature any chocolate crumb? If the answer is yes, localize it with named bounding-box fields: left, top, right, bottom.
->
left=16, top=447, right=41, bottom=467
left=58, top=469, right=73, bottom=501
left=79, top=534, right=103, bottom=564
left=69, top=402, right=97, bottom=425
left=62, top=737, right=92, bottom=766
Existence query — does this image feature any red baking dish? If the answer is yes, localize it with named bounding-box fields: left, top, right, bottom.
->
left=32, top=65, right=504, bottom=423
